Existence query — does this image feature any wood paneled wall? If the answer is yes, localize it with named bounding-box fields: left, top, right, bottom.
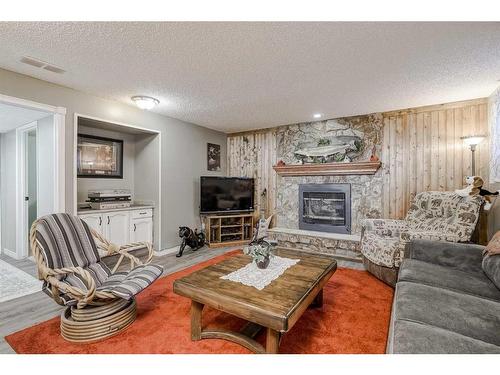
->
left=227, top=98, right=490, bottom=221
left=227, top=130, right=278, bottom=217
left=381, top=99, right=489, bottom=219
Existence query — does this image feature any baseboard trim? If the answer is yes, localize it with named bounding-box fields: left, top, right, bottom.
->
left=2, top=248, right=19, bottom=259
left=154, top=245, right=180, bottom=256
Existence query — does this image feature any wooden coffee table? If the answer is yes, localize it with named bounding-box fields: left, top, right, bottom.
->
left=173, top=248, right=337, bottom=354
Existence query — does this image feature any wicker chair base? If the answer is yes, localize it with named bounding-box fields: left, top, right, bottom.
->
left=362, top=257, right=398, bottom=287
left=60, top=298, right=137, bottom=343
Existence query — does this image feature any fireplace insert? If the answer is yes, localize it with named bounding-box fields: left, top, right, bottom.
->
left=299, top=183, right=351, bottom=234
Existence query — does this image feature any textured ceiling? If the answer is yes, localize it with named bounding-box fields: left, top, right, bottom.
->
left=0, top=102, right=49, bottom=133
left=0, top=22, right=500, bottom=133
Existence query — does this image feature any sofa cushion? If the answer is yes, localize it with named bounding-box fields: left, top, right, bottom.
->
left=485, top=231, right=500, bottom=255
left=389, top=319, right=500, bottom=354
left=399, top=258, right=500, bottom=301
left=392, top=281, right=500, bottom=346
left=483, top=254, right=500, bottom=290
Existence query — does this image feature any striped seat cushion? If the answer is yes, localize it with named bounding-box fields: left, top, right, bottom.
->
left=42, top=263, right=163, bottom=306
left=98, top=264, right=164, bottom=299
left=42, top=261, right=113, bottom=306
left=35, top=213, right=101, bottom=270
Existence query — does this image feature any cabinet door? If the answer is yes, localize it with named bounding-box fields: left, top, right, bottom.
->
left=104, top=212, right=130, bottom=246
left=130, top=218, right=153, bottom=244
left=79, top=213, right=104, bottom=235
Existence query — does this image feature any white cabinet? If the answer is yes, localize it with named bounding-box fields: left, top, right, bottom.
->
left=79, top=208, right=153, bottom=247
left=104, top=211, right=130, bottom=246
left=131, top=218, right=153, bottom=243
left=80, top=213, right=104, bottom=235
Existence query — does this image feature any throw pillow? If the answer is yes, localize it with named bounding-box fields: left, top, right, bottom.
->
left=485, top=231, right=500, bottom=255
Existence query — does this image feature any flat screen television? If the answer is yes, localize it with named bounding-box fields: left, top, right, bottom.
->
left=200, top=176, right=254, bottom=214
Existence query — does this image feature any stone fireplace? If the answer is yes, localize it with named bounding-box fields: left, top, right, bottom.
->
left=299, top=183, right=351, bottom=234
left=266, top=114, right=384, bottom=269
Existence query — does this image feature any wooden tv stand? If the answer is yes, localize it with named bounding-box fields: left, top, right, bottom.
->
left=203, top=213, right=254, bottom=248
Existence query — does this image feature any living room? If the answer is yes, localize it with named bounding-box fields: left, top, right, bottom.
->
left=1, top=3, right=500, bottom=373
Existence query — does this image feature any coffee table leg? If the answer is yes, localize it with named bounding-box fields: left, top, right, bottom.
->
left=266, top=328, right=280, bottom=354
left=312, top=288, right=323, bottom=308
left=191, top=300, right=204, bottom=341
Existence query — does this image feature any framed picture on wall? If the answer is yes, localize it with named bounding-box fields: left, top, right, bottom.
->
left=77, top=134, right=124, bottom=178
left=207, top=143, right=221, bottom=171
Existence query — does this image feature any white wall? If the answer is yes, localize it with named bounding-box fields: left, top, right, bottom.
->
left=134, top=133, right=160, bottom=248
left=37, top=115, right=55, bottom=217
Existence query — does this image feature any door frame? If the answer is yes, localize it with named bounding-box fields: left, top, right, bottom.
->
left=16, top=122, right=38, bottom=259
left=73, top=113, right=162, bottom=251
left=0, top=94, right=66, bottom=259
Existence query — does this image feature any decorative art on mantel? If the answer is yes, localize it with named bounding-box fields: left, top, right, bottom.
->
left=207, top=143, right=221, bottom=171
left=279, top=118, right=377, bottom=165
left=294, top=135, right=363, bottom=164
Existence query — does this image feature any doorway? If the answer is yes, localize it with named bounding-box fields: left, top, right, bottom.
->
left=0, top=95, right=66, bottom=261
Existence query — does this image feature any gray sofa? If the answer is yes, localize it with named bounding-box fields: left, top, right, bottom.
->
left=387, top=239, right=500, bottom=353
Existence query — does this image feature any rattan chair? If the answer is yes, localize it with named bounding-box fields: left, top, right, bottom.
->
left=30, top=213, right=163, bottom=343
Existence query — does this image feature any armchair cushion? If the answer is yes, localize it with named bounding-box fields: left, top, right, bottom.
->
left=98, top=264, right=163, bottom=299
left=401, top=230, right=462, bottom=243
left=361, top=232, right=406, bottom=268
left=406, top=192, right=482, bottom=242
left=43, top=262, right=163, bottom=306
left=35, top=213, right=100, bottom=270
left=361, top=219, right=408, bottom=237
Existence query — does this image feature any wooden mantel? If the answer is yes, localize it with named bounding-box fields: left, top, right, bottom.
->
left=272, top=161, right=381, bottom=176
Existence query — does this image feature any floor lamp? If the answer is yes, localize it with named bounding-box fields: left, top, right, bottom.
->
left=461, top=135, right=486, bottom=175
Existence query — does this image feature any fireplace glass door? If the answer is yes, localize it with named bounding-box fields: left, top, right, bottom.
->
left=302, top=192, right=346, bottom=226
left=299, top=183, right=351, bottom=234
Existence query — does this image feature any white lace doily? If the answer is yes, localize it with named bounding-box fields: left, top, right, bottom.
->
left=220, top=256, right=300, bottom=290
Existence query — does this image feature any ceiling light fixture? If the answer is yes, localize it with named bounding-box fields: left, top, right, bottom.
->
left=313, top=113, right=322, bottom=119
left=131, top=96, right=160, bottom=110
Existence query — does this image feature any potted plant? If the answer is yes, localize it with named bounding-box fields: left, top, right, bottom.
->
left=243, top=241, right=274, bottom=269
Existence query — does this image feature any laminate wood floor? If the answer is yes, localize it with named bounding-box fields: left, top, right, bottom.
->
left=0, top=245, right=238, bottom=354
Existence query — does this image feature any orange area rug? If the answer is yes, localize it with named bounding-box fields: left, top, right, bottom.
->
left=6, top=251, right=394, bottom=354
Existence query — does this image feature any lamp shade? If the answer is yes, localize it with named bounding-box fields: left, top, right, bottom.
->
left=461, top=135, right=486, bottom=146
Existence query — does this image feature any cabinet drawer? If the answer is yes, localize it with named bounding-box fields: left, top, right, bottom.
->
left=130, top=208, right=153, bottom=219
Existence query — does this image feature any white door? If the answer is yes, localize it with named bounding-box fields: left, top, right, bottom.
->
left=104, top=211, right=130, bottom=246
left=79, top=213, right=103, bottom=235
left=131, top=218, right=153, bottom=243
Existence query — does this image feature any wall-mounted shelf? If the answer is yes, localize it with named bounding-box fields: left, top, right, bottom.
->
left=272, top=161, right=381, bottom=177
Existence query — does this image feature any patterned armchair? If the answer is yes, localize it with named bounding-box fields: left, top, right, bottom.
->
left=30, top=213, right=163, bottom=342
left=361, top=191, right=483, bottom=286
